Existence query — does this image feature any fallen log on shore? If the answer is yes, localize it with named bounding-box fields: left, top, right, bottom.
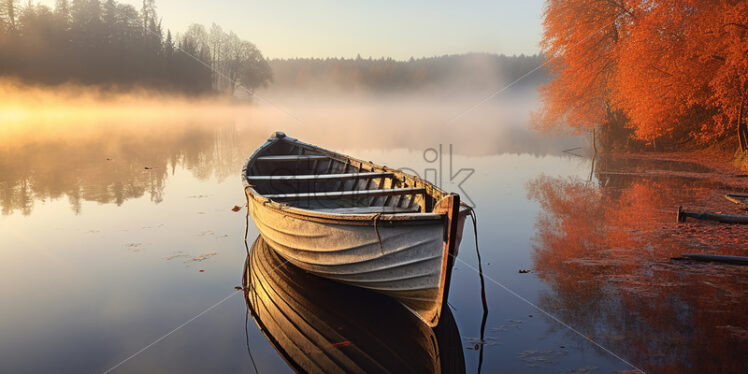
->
left=676, top=206, right=748, bottom=224
left=673, top=254, right=748, bottom=265
left=724, top=193, right=748, bottom=209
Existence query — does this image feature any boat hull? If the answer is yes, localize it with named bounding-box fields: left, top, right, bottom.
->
left=247, top=193, right=462, bottom=326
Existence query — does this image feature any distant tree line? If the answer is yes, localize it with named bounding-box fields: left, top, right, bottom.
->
left=0, top=0, right=272, bottom=94
left=0, top=1, right=543, bottom=96
left=267, top=53, right=547, bottom=92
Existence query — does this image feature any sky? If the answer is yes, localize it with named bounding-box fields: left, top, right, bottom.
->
left=39, top=0, right=545, bottom=59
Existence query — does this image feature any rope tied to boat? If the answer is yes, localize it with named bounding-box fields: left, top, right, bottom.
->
left=459, top=202, right=488, bottom=372
left=460, top=202, right=484, bottom=298
left=371, top=212, right=385, bottom=253
left=243, top=185, right=253, bottom=207
left=460, top=202, right=478, bottom=241
left=462, top=203, right=479, bottom=249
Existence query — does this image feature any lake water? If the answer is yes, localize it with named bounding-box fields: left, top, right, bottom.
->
left=1, top=97, right=746, bottom=373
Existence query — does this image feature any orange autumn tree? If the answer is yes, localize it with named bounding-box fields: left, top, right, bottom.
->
left=613, top=0, right=711, bottom=143
left=615, top=0, right=748, bottom=149
left=534, top=0, right=636, bottom=147
left=696, top=1, right=748, bottom=150
left=537, top=0, right=748, bottom=151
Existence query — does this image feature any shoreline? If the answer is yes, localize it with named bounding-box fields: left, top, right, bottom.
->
left=605, top=150, right=748, bottom=258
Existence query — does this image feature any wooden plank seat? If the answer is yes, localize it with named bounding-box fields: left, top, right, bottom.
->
left=264, top=187, right=426, bottom=201
left=249, top=172, right=393, bottom=182
left=312, top=206, right=422, bottom=214
left=256, top=155, right=330, bottom=162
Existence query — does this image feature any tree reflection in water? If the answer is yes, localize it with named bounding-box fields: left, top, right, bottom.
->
left=527, top=161, right=748, bottom=374
left=0, top=121, right=264, bottom=215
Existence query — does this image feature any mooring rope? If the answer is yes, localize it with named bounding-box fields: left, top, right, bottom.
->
left=458, top=202, right=489, bottom=373
left=244, top=310, right=259, bottom=374
left=469, top=206, right=488, bottom=373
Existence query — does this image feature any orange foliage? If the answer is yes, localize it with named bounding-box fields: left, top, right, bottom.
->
left=534, top=0, right=634, bottom=135
left=537, top=0, right=748, bottom=150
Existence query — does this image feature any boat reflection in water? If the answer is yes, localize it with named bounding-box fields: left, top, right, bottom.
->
left=242, top=235, right=465, bottom=374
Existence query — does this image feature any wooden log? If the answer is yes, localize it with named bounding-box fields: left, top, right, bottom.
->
left=677, top=206, right=748, bottom=224
left=676, top=254, right=748, bottom=265
left=725, top=193, right=748, bottom=208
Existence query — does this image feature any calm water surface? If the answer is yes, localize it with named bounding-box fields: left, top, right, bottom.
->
left=1, top=108, right=746, bottom=373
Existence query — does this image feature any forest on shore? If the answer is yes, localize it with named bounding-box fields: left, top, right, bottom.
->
left=267, top=54, right=546, bottom=93
left=0, top=0, right=272, bottom=94
left=0, top=1, right=545, bottom=96
left=535, top=0, right=748, bottom=155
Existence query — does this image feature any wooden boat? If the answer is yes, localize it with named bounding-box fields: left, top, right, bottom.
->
left=243, top=236, right=465, bottom=374
left=725, top=193, right=748, bottom=209
left=242, top=132, right=468, bottom=327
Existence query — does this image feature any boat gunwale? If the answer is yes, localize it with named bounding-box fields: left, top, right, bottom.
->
left=242, top=134, right=451, bottom=224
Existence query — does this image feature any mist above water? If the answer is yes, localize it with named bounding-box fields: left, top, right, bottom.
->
left=1, top=62, right=582, bottom=158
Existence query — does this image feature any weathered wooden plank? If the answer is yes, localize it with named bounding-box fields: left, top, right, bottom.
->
left=256, top=155, right=330, bottom=162
left=677, top=206, right=748, bottom=224
left=725, top=193, right=748, bottom=208
left=677, top=254, right=748, bottom=265
left=312, top=206, right=421, bottom=214
left=249, top=172, right=393, bottom=182
left=265, top=187, right=426, bottom=201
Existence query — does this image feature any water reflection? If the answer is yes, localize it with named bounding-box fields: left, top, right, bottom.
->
left=242, top=235, right=465, bottom=374
left=527, top=156, right=748, bottom=374
left=0, top=118, right=576, bottom=216
left=0, top=89, right=584, bottom=216
left=0, top=121, right=263, bottom=215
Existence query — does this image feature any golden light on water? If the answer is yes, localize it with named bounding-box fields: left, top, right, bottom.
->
left=0, top=80, right=250, bottom=124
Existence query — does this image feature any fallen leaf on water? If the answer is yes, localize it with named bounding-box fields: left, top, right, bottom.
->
left=231, top=205, right=242, bottom=212
left=188, top=252, right=217, bottom=263
left=164, top=252, right=188, bottom=261
left=465, top=336, right=503, bottom=347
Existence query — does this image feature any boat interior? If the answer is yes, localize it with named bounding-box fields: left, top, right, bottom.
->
left=245, top=134, right=448, bottom=214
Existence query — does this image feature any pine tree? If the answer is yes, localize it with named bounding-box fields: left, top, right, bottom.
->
left=1, top=0, right=19, bottom=32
